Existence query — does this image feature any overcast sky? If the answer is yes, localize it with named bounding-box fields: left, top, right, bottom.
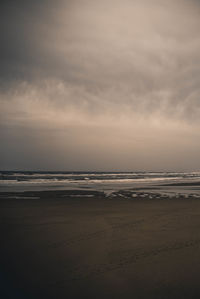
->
left=1, top=0, right=200, bottom=171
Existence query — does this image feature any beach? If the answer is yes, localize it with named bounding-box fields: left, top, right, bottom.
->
left=1, top=191, right=200, bottom=298
left=2, top=0, right=200, bottom=297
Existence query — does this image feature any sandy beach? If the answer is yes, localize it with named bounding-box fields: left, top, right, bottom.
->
left=1, top=191, right=200, bottom=298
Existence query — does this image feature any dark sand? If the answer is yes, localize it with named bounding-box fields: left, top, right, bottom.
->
left=1, top=192, right=200, bottom=298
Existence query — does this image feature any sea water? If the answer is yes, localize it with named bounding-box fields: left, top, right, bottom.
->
left=1, top=171, right=200, bottom=195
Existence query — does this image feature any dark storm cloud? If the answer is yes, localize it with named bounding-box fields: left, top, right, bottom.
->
left=1, top=0, right=200, bottom=170
left=0, top=0, right=66, bottom=83
left=1, top=0, right=200, bottom=120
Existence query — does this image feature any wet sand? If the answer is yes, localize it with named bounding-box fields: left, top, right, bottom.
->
left=1, top=192, right=200, bottom=298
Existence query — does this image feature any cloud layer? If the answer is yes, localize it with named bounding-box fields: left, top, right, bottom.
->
left=1, top=0, right=200, bottom=170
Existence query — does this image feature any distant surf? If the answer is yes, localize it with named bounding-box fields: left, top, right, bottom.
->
left=1, top=171, right=200, bottom=196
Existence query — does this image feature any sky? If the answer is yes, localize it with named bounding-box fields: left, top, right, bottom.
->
left=1, top=0, right=200, bottom=171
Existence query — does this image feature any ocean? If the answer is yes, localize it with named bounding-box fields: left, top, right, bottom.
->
left=1, top=171, right=200, bottom=196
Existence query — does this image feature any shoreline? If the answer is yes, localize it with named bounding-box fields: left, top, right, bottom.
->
left=1, top=185, right=200, bottom=201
